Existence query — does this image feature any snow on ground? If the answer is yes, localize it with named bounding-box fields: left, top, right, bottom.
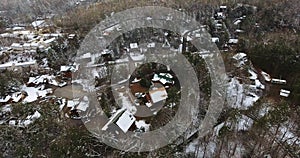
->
left=22, top=85, right=52, bottom=103
left=115, top=57, right=129, bottom=64
left=185, top=139, right=217, bottom=158
left=130, top=53, right=145, bottom=61
left=277, top=124, right=300, bottom=146
left=76, top=96, right=89, bottom=112
left=227, top=78, right=261, bottom=110
left=242, top=93, right=260, bottom=108
left=28, top=74, right=66, bottom=87
left=118, top=93, right=137, bottom=114
left=9, top=111, right=41, bottom=127
left=135, top=120, right=150, bottom=132
left=248, top=69, right=258, bottom=80
left=1, top=104, right=12, bottom=113
left=0, top=60, right=36, bottom=69
left=237, top=115, right=254, bottom=131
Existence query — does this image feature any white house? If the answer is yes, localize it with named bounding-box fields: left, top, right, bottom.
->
left=232, top=53, right=248, bottom=67
left=280, top=89, right=290, bottom=97
left=116, top=110, right=136, bottom=133
left=271, top=79, right=287, bottom=85
left=149, top=86, right=168, bottom=104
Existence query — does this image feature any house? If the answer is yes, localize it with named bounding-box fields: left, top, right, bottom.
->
left=228, top=38, right=239, bottom=45
left=32, top=20, right=47, bottom=29
left=220, top=5, right=227, bottom=12
left=152, top=73, right=174, bottom=85
left=232, top=53, right=248, bottom=67
left=130, top=43, right=139, bottom=49
left=149, top=86, right=168, bottom=104
left=102, top=108, right=136, bottom=133
left=11, top=43, right=23, bottom=51
left=212, top=37, right=220, bottom=43
left=280, top=89, right=290, bottom=97
left=261, top=71, right=271, bottom=82
left=116, top=110, right=136, bottom=133
left=271, top=79, right=287, bottom=85
left=68, top=34, right=76, bottom=40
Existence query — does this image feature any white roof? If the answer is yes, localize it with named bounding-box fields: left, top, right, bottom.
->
left=60, top=65, right=78, bottom=72
left=76, top=96, right=89, bottom=112
left=149, top=87, right=168, bottom=103
left=43, top=38, right=56, bottom=44
left=135, top=120, right=150, bottom=132
left=233, top=53, right=247, bottom=60
left=217, top=12, right=224, bottom=17
left=261, top=71, right=271, bottom=82
left=271, top=78, right=287, bottom=84
left=255, top=79, right=265, bottom=89
left=11, top=43, right=22, bottom=48
left=147, top=42, right=155, bottom=48
left=280, top=89, right=290, bottom=97
left=234, top=19, right=242, bottom=25
left=32, top=20, right=46, bottom=28
left=228, top=39, right=239, bottom=44
left=130, top=43, right=138, bottom=49
left=152, top=73, right=174, bottom=85
left=116, top=110, right=136, bottom=133
left=0, top=96, right=11, bottom=103
left=248, top=69, right=258, bottom=80
left=220, top=6, right=227, bottom=9
left=212, top=37, right=219, bottom=43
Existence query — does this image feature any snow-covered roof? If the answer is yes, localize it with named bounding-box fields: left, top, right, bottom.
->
left=130, top=43, right=138, bottom=49
left=135, top=120, right=150, bottom=132
left=255, top=79, right=265, bottom=89
left=234, top=19, right=242, bottom=25
left=76, top=96, right=89, bottom=112
left=149, top=87, right=168, bottom=104
left=0, top=96, right=11, bottom=103
left=280, top=89, right=290, bottom=97
left=32, top=20, right=46, bottom=28
left=271, top=78, right=286, bottom=84
left=248, top=69, right=258, bottom=80
left=11, top=43, right=22, bottom=48
left=237, top=115, right=253, bottom=131
left=116, top=110, right=136, bottom=133
left=43, top=37, right=56, bottom=45
left=217, top=12, right=224, bottom=17
left=22, top=85, right=52, bottom=103
left=261, top=71, right=271, bottom=82
left=129, top=53, right=145, bottom=61
left=233, top=53, right=247, bottom=60
left=12, top=26, right=25, bottom=31
left=0, top=61, right=36, bottom=69
left=228, top=39, right=239, bottom=44
left=60, top=64, right=79, bottom=72
left=68, top=34, right=76, bottom=39
left=152, top=73, right=174, bottom=85
left=27, top=74, right=67, bottom=87
left=147, top=42, right=155, bottom=48
left=211, top=37, right=219, bottom=43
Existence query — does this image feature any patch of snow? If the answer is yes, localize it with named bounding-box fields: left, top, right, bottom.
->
left=119, top=93, right=137, bottom=114
left=237, top=115, right=253, bottom=131
left=261, top=71, right=271, bottom=82
left=248, top=69, right=258, bottom=80
left=135, top=120, right=150, bottom=132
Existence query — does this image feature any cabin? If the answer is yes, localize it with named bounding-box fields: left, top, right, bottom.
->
left=271, top=79, right=287, bottom=85
left=232, top=53, right=248, bottom=67
left=280, top=89, right=290, bottom=97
